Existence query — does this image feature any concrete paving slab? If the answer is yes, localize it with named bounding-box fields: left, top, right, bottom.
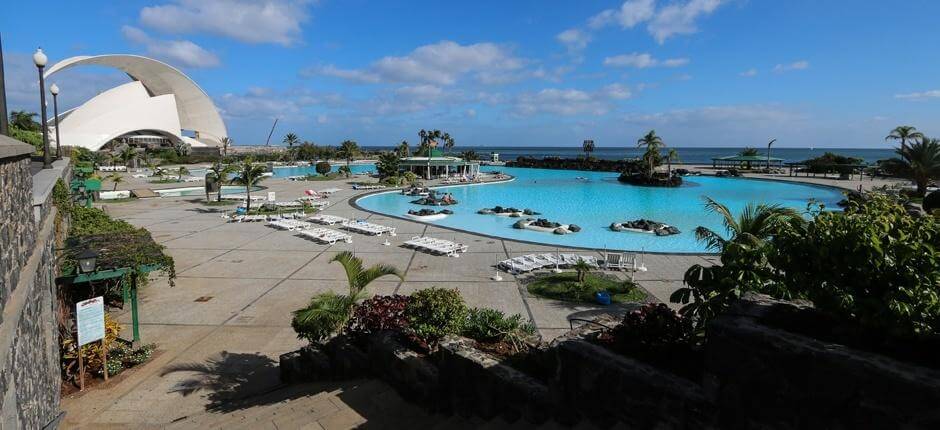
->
left=131, top=277, right=282, bottom=325
left=291, top=252, right=412, bottom=281
left=161, top=227, right=274, bottom=250
left=165, top=248, right=231, bottom=273
left=181, top=249, right=320, bottom=279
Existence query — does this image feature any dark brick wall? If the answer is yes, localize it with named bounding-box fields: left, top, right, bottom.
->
left=0, top=155, right=35, bottom=317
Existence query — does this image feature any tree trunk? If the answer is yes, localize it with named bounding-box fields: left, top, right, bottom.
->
left=246, top=184, right=251, bottom=212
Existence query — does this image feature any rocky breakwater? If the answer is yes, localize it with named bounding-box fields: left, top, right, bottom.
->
left=610, top=219, right=680, bottom=236
left=514, top=218, right=581, bottom=235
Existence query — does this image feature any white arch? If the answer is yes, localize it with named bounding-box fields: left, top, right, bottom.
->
left=45, top=54, right=227, bottom=146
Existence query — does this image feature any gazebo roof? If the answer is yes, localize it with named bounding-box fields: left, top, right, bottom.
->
left=400, top=156, right=478, bottom=167
left=712, top=154, right=784, bottom=162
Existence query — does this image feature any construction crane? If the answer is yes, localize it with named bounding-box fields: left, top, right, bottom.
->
left=264, top=118, right=279, bottom=147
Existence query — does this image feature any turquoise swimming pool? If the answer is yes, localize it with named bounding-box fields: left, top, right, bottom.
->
left=272, top=163, right=376, bottom=178
left=355, top=166, right=845, bottom=253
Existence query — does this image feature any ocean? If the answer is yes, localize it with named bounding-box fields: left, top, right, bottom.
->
left=359, top=146, right=897, bottom=165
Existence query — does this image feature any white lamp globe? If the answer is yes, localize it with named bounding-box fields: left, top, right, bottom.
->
left=50, top=83, right=59, bottom=95
left=33, top=48, right=48, bottom=67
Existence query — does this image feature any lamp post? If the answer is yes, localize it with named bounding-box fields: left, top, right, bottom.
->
left=766, top=138, right=776, bottom=171
left=34, top=48, right=51, bottom=169
left=50, top=83, right=60, bottom=159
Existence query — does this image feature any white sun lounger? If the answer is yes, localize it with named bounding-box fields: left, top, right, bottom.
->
left=341, top=221, right=397, bottom=236
left=308, top=214, right=348, bottom=225
left=299, top=228, right=352, bottom=244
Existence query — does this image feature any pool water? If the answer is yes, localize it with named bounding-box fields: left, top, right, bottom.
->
left=272, top=163, right=376, bottom=178
left=356, top=166, right=845, bottom=253
left=155, top=185, right=261, bottom=197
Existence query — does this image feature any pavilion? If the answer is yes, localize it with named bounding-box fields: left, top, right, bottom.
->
left=400, top=148, right=481, bottom=179
left=711, top=154, right=784, bottom=169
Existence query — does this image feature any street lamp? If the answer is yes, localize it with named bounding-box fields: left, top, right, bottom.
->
left=76, top=249, right=99, bottom=274
left=766, top=138, right=777, bottom=172
left=50, top=83, right=61, bottom=159
left=33, top=47, right=51, bottom=169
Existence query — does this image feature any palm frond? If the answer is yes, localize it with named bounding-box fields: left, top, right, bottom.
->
left=354, top=264, right=403, bottom=295
left=701, top=196, right=739, bottom=235
left=694, top=226, right=727, bottom=251
left=330, top=251, right=363, bottom=293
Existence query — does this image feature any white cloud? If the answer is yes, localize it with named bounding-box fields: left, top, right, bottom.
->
left=513, top=85, right=631, bottom=116
left=773, top=60, right=810, bottom=73
left=601, top=83, right=632, bottom=100
left=603, top=52, right=689, bottom=68
left=557, top=28, right=591, bottom=52
left=739, top=68, right=758, bottom=77
left=216, top=87, right=343, bottom=121
left=122, top=26, right=220, bottom=68
left=623, top=104, right=802, bottom=125
left=139, top=0, right=312, bottom=46
left=648, top=0, right=723, bottom=43
left=894, top=90, right=940, bottom=101
left=589, top=0, right=656, bottom=29
left=302, top=41, right=525, bottom=86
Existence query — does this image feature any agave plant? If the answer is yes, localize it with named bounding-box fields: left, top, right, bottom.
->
left=291, top=252, right=402, bottom=342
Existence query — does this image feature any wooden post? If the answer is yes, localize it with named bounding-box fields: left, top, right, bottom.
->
left=77, top=342, right=85, bottom=391
left=102, top=338, right=109, bottom=381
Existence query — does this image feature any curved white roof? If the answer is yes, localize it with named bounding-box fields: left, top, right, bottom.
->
left=45, top=54, right=226, bottom=146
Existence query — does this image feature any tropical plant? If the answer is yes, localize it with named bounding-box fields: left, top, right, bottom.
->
left=608, top=304, right=693, bottom=352
left=885, top=125, right=924, bottom=151
left=106, top=173, right=123, bottom=191
left=402, top=171, right=419, bottom=186
left=441, top=132, right=455, bottom=153
left=376, top=152, right=401, bottom=179
left=176, top=166, right=189, bottom=181
left=692, top=196, right=801, bottom=252
left=315, top=161, right=332, bottom=176
left=582, top=139, right=595, bottom=158
left=636, top=130, right=664, bottom=177
left=206, top=162, right=235, bottom=202
left=229, top=159, right=267, bottom=211
left=397, top=140, right=410, bottom=157
left=463, top=308, right=535, bottom=344
left=9, top=110, right=39, bottom=131
left=880, top=138, right=940, bottom=197
left=460, top=150, right=478, bottom=162
left=338, top=140, right=360, bottom=166
left=345, top=294, right=410, bottom=337
left=292, top=252, right=402, bottom=342
left=173, top=141, right=192, bottom=157
left=338, top=165, right=352, bottom=178
left=119, top=146, right=137, bottom=168
left=572, top=258, right=591, bottom=287
left=667, top=148, right=679, bottom=178
left=220, top=137, right=233, bottom=156
left=404, top=287, right=468, bottom=344
left=739, top=147, right=760, bottom=156
left=283, top=133, right=300, bottom=163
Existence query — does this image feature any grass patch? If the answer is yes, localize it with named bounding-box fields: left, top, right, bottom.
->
left=527, top=272, right=645, bottom=304
left=297, top=173, right=343, bottom=181
left=149, top=178, right=181, bottom=184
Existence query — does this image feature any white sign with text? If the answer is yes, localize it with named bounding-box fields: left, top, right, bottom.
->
left=76, top=296, right=105, bottom=346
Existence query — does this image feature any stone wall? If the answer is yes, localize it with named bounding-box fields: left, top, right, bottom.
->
left=0, top=137, right=69, bottom=429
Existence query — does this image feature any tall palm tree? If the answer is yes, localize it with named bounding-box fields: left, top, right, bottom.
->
left=885, top=125, right=924, bottom=152
left=693, top=196, right=801, bottom=252
left=460, top=150, right=478, bottom=162
left=206, top=162, right=235, bottom=202
left=582, top=140, right=595, bottom=158
left=338, top=140, right=359, bottom=167
left=220, top=137, right=233, bottom=157
left=637, top=130, right=664, bottom=177
left=667, top=148, right=679, bottom=178
left=177, top=166, right=189, bottom=181
left=283, top=133, right=300, bottom=164
left=881, top=138, right=940, bottom=197
left=442, top=132, right=455, bottom=153
left=119, top=146, right=137, bottom=168
left=292, top=251, right=402, bottom=341
left=106, top=173, right=123, bottom=191
left=230, top=159, right=267, bottom=211
left=572, top=258, right=591, bottom=287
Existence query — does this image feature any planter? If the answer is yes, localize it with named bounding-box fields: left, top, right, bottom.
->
left=366, top=331, right=440, bottom=406
left=707, top=294, right=940, bottom=429
left=437, top=336, right=552, bottom=423
left=551, top=338, right=715, bottom=428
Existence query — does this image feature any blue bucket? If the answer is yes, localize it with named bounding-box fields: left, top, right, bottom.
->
left=595, top=291, right=611, bottom=305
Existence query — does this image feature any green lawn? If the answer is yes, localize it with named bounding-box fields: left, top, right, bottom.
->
left=527, top=272, right=646, bottom=304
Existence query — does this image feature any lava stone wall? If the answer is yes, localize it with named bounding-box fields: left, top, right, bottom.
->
left=0, top=153, right=65, bottom=429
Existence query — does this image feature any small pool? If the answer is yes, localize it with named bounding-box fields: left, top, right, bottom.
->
left=355, top=166, right=845, bottom=253
left=155, top=185, right=262, bottom=197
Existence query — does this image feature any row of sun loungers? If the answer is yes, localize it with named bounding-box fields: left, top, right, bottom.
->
left=267, top=219, right=313, bottom=231
left=309, top=214, right=348, bottom=225
left=98, top=165, right=127, bottom=172
left=499, top=253, right=599, bottom=273
left=352, top=184, right=386, bottom=190
left=403, top=236, right=468, bottom=257
left=298, top=228, right=353, bottom=244
left=341, top=220, right=397, bottom=236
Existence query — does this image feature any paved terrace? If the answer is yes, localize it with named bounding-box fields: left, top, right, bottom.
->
left=61, top=166, right=903, bottom=428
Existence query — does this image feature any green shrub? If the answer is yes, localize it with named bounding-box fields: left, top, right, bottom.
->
left=69, top=207, right=137, bottom=236
left=925, top=190, right=940, bottom=214
left=315, top=161, right=331, bottom=176
left=405, top=288, right=467, bottom=343
left=463, top=308, right=535, bottom=344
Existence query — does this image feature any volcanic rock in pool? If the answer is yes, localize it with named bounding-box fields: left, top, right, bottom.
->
left=610, top=222, right=623, bottom=232
left=408, top=208, right=449, bottom=217
left=532, top=218, right=561, bottom=229
left=568, top=224, right=581, bottom=232
left=441, top=209, right=454, bottom=215
left=509, top=212, right=521, bottom=217
left=512, top=220, right=528, bottom=229
left=477, top=208, right=495, bottom=214
left=611, top=219, right=681, bottom=236
left=553, top=228, right=567, bottom=235
left=523, top=208, right=541, bottom=215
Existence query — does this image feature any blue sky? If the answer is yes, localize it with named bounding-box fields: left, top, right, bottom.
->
left=3, top=0, right=940, bottom=148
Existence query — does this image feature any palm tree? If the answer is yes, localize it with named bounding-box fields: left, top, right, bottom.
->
left=636, top=130, right=664, bottom=177
left=338, top=165, right=352, bottom=178
left=739, top=147, right=760, bottom=156
left=338, top=140, right=359, bottom=167
left=119, top=146, right=137, bottom=168
left=667, top=148, right=679, bottom=178
left=572, top=258, right=591, bottom=287
left=177, top=166, right=189, bottom=181
left=230, top=159, right=267, bottom=211
left=292, top=251, right=402, bottom=341
left=283, top=133, right=300, bottom=164
left=460, top=150, right=478, bottom=162
left=220, top=137, right=233, bottom=157
left=106, top=173, right=123, bottom=191
left=441, top=132, right=455, bottom=154
left=885, top=125, right=924, bottom=152
left=403, top=171, right=419, bottom=186
left=9, top=110, right=39, bottom=131
left=693, top=196, right=801, bottom=252
left=376, top=152, right=400, bottom=179
left=881, top=138, right=940, bottom=197
left=397, top=140, right=410, bottom=157
left=582, top=140, right=595, bottom=158
left=206, top=162, right=235, bottom=202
